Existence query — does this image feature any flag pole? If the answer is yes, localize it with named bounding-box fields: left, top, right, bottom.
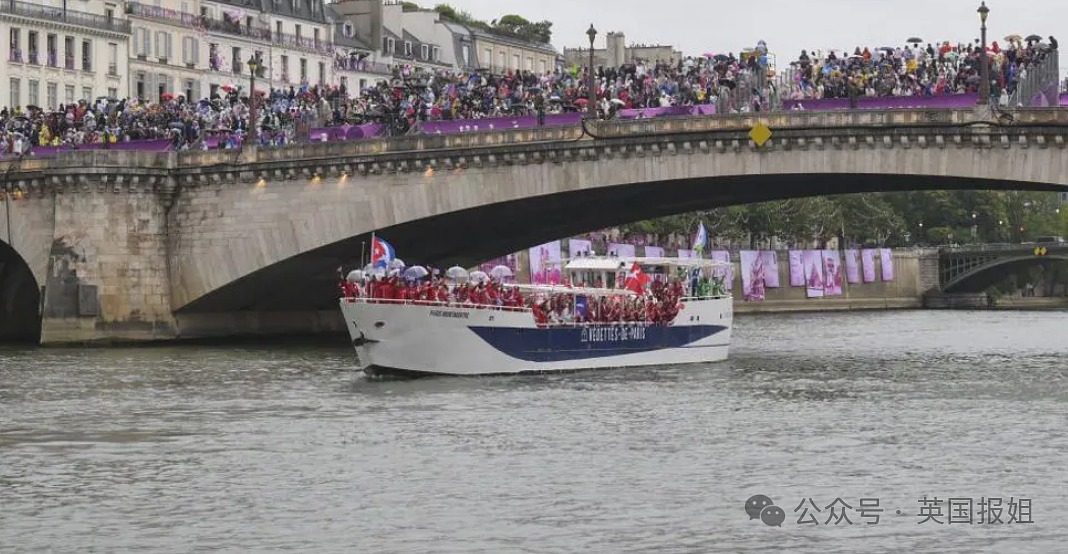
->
left=369, top=232, right=376, bottom=268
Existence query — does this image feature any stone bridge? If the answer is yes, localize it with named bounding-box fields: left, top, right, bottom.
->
left=939, top=243, right=1068, bottom=292
left=4, top=107, right=1068, bottom=344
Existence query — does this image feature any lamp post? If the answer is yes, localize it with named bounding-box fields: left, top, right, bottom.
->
left=586, top=24, right=597, bottom=120
left=977, top=1, right=990, bottom=105
left=247, top=52, right=263, bottom=145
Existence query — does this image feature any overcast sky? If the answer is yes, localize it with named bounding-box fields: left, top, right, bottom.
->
left=452, top=0, right=1066, bottom=76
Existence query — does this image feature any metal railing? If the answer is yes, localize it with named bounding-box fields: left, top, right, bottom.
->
left=1009, top=50, right=1060, bottom=107
left=125, top=2, right=200, bottom=26
left=200, top=15, right=271, bottom=42
left=0, top=0, right=131, bottom=34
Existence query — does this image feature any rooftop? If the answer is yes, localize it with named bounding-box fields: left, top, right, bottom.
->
left=207, top=0, right=327, bottom=24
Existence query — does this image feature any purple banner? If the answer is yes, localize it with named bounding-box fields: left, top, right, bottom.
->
left=803, top=250, right=824, bottom=298
left=309, top=123, right=384, bottom=142
left=784, top=93, right=979, bottom=112
left=420, top=113, right=582, bottom=135
left=568, top=239, right=593, bottom=258
left=529, top=241, right=562, bottom=285
left=844, top=250, right=861, bottom=284
left=788, top=250, right=805, bottom=287
left=740, top=251, right=765, bottom=301
left=677, top=249, right=696, bottom=258
left=761, top=251, right=780, bottom=288
left=710, top=251, right=733, bottom=290
left=880, top=248, right=895, bottom=281
left=607, top=243, right=635, bottom=258
left=822, top=250, right=843, bottom=297
left=861, top=249, right=877, bottom=283
left=644, top=246, right=664, bottom=257
left=479, top=254, right=519, bottom=283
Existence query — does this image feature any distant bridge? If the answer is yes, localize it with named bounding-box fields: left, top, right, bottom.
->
left=939, top=243, right=1068, bottom=292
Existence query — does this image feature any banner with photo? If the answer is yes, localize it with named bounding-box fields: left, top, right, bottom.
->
left=677, top=249, right=697, bottom=258
left=607, top=242, right=636, bottom=257
left=711, top=250, right=733, bottom=290
left=861, top=249, right=877, bottom=283
left=844, top=250, right=861, bottom=284
left=803, top=250, right=825, bottom=298
left=740, top=250, right=766, bottom=301
left=880, top=248, right=895, bottom=281
left=788, top=250, right=805, bottom=287
left=761, top=251, right=780, bottom=288
left=644, top=245, right=664, bottom=257
left=568, top=239, right=593, bottom=258
left=822, top=250, right=843, bottom=296
left=529, top=241, right=562, bottom=285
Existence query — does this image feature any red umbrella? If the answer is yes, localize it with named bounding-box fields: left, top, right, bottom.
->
left=221, top=84, right=236, bottom=92
left=573, top=98, right=588, bottom=105
left=160, top=92, right=175, bottom=101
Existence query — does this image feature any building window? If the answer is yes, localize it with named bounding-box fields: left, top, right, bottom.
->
left=280, top=54, right=289, bottom=82
left=155, top=31, right=172, bottom=63
left=108, top=43, right=118, bottom=75
left=387, top=38, right=395, bottom=53
left=9, top=78, right=19, bottom=108
left=108, top=87, right=117, bottom=99
left=498, top=51, right=505, bottom=69
left=343, top=23, right=353, bottom=37
left=339, top=76, right=348, bottom=91
left=28, top=80, right=38, bottom=107
left=295, top=24, right=302, bottom=39
left=526, top=57, right=533, bottom=71
left=9, top=28, right=20, bottom=63
left=64, top=84, right=74, bottom=104
left=404, top=41, right=412, bottom=57
left=318, top=61, right=325, bottom=85
left=183, top=37, right=199, bottom=67
left=420, top=44, right=428, bottom=60
left=313, top=28, right=319, bottom=45
left=513, top=54, right=519, bottom=70
left=81, top=40, right=91, bottom=71
left=299, top=58, right=307, bottom=82
left=483, top=48, right=491, bottom=67
left=432, top=46, right=440, bottom=62
left=82, top=87, right=92, bottom=102
left=358, top=78, right=367, bottom=91
left=276, top=21, right=283, bottom=38
left=65, top=36, right=75, bottom=69
left=134, top=73, right=144, bottom=99
left=184, top=79, right=194, bottom=101
left=27, top=31, right=38, bottom=64
left=231, top=46, right=242, bottom=74
left=539, top=60, right=546, bottom=74
left=47, top=82, right=57, bottom=109
left=46, top=34, right=57, bottom=67
left=462, top=44, right=470, bottom=65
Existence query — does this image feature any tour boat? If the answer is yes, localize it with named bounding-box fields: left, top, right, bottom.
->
left=339, top=256, right=733, bottom=377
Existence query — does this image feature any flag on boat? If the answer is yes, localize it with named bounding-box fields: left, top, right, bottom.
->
left=575, top=295, right=589, bottom=320
left=693, top=222, right=708, bottom=254
left=623, top=263, right=649, bottom=294
left=371, top=236, right=396, bottom=268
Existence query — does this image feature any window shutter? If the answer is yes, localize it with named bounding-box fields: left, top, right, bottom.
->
left=143, top=30, right=151, bottom=56
left=192, top=41, right=199, bottom=66
left=133, top=29, right=141, bottom=56
left=166, top=33, right=172, bottom=60
left=154, top=32, right=161, bottom=58
left=182, top=37, right=189, bottom=64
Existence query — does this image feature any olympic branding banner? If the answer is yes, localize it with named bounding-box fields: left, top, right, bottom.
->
left=710, top=251, right=733, bottom=290
left=822, top=250, right=843, bottom=296
left=568, top=239, right=593, bottom=258
left=788, top=250, right=805, bottom=287
left=529, top=241, right=562, bottom=285
left=607, top=243, right=636, bottom=258
left=844, top=250, right=861, bottom=284
left=861, top=249, right=877, bottom=283
left=803, top=250, right=825, bottom=298
left=880, top=248, right=895, bottom=281
left=644, top=246, right=665, bottom=257
left=761, top=251, right=780, bottom=288
left=740, top=250, right=766, bottom=301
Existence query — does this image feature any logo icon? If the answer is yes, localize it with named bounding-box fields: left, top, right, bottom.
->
left=745, top=494, right=783, bottom=527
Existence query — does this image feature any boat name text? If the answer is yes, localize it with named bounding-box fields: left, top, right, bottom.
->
left=429, top=309, right=470, bottom=319
left=581, top=325, right=648, bottom=343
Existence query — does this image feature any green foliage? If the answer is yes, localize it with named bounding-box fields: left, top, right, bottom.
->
left=617, top=191, right=1065, bottom=248
left=400, top=1, right=422, bottom=11
left=430, top=3, right=552, bottom=43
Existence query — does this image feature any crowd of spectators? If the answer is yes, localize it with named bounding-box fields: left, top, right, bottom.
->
left=784, top=35, right=1058, bottom=102
left=0, top=34, right=1060, bottom=156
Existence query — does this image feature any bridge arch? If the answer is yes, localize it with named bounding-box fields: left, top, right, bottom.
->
left=168, top=113, right=1068, bottom=313
left=942, top=254, right=1068, bottom=293
left=0, top=238, right=41, bottom=343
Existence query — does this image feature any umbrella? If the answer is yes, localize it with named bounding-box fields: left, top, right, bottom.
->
left=160, top=93, right=175, bottom=100
left=1005, top=34, right=1023, bottom=42
left=221, top=85, right=236, bottom=92
left=469, top=271, right=489, bottom=283
left=549, top=95, right=562, bottom=102
left=403, top=265, right=429, bottom=280
left=703, top=52, right=716, bottom=58
left=363, top=264, right=386, bottom=277
left=610, top=98, right=625, bottom=106
left=718, top=78, right=736, bottom=89
left=489, top=265, right=513, bottom=279
left=907, top=37, right=923, bottom=44
left=445, top=266, right=469, bottom=280
left=1026, top=34, right=1043, bottom=42
left=389, top=258, right=406, bottom=270
left=346, top=270, right=364, bottom=283
left=573, top=98, right=588, bottom=105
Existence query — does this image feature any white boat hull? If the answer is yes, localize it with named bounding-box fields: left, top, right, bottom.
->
left=340, top=297, right=732, bottom=376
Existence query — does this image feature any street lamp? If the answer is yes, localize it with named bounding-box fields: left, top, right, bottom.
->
left=977, top=1, right=990, bottom=105
left=247, top=51, right=263, bottom=145
left=586, top=24, right=597, bottom=120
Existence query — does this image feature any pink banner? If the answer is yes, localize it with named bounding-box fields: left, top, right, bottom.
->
left=529, top=241, right=562, bottom=285
left=880, top=248, right=895, bottom=281
left=844, top=250, right=860, bottom=284
left=677, top=249, right=697, bottom=258
left=711, top=250, right=733, bottom=290
left=761, top=251, right=780, bottom=288
left=607, top=243, right=635, bottom=258
left=740, top=251, right=765, bottom=301
left=822, top=250, right=843, bottom=296
left=861, top=249, right=877, bottom=283
left=644, top=246, right=664, bottom=257
left=803, top=250, right=824, bottom=298
left=788, top=250, right=805, bottom=287
left=568, top=239, right=593, bottom=258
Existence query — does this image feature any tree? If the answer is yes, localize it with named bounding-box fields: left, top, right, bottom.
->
left=400, top=1, right=422, bottom=12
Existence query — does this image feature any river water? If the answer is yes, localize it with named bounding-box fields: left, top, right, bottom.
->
left=2, top=310, right=1067, bottom=553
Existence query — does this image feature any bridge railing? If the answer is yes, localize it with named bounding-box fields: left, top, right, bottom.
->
left=939, top=243, right=1067, bottom=254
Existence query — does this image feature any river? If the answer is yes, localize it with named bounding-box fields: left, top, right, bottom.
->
left=2, top=310, right=1067, bottom=553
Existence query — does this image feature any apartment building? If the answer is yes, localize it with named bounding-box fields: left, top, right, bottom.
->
left=125, top=0, right=206, bottom=102
left=1, top=0, right=130, bottom=109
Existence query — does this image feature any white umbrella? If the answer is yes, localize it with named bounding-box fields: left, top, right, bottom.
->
left=469, top=271, right=489, bottom=283
left=389, top=258, right=406, bottom=270
left=446, top=266, right=469, bottom=280
left=610, top=98, right=625, bottom=106
left=403, top=265, right=429, bottom=280
left=363, top=263, right=386, bottom=277
left=346, top=270, right=364, bottom=283
left=387, top=268, right=401, bottom=278
left=489, top=265, right=513, bottom=279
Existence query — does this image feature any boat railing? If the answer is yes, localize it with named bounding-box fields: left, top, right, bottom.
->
left=341, top=296, right=532, bottom=313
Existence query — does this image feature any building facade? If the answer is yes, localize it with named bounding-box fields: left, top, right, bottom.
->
left=469, top=27, right=557, bottom=75
left=562, top=32, right=680, bottom=69
left=1, top=0, right=130, bottom=109
left=125, top=0, right=206, bottom=102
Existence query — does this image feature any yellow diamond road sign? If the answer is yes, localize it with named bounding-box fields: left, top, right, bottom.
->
left=749, top=122, right=772, bottom=147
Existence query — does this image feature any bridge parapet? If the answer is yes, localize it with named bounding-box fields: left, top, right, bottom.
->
left=939, top=243, right=1068, bottom=290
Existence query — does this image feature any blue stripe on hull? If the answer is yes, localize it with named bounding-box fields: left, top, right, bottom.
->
left=467, top=324, right=728, bottom=363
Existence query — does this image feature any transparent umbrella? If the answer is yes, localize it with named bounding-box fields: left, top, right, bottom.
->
left=469, top=271, right=489, bottom=283
left=346, top=270, right=364, bottom=283
left=445, top=266, right=469, bottom=280
left=389, top=258, right=406, bottom=270
left=403, top=265, right=429, bottom=280
left=489, top=265, right=513, bottom=279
